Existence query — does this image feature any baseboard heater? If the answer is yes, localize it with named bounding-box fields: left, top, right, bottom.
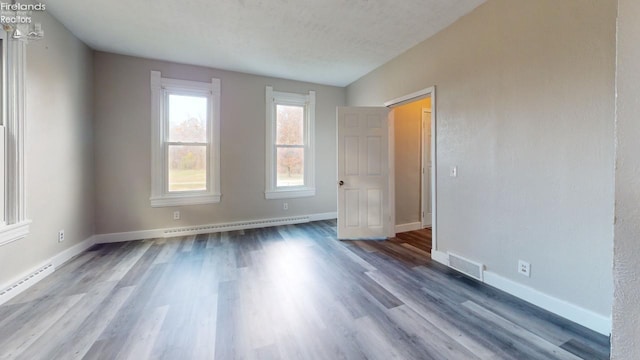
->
left=0, top=263, right=54, bottom=305
left=448, top=252, right=484, bottom=281
left=163, top=215, right=311, bottom=235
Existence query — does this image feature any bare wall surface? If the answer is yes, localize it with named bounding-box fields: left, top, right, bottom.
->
left=394, top=98, right=430, bottom=225
left=348, top=0, right=615, bottom=317
left=0, top=11, right=95, bottom=285
left=93, top=53, right=345, bottom=234
left=612, top=0, right=640, bottom=357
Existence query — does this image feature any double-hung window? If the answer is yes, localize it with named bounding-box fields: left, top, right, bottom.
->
left=0, top=30, right=30, bottom=245
left=265, top=86, right=315, bottom=199
left=150, top=71, right=221, bottom=207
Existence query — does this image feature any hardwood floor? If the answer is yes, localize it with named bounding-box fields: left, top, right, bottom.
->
left=0, top=220, right=609, bottom=359
left=390, top=227, right=432, bottom=253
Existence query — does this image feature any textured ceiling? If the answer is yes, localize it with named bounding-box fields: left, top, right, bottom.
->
left=46, top=0, right=485, bottom=87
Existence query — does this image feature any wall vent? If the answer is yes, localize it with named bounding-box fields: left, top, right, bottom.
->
left=163, top=216, right=310, bottom=235
left=448, top=252, right=484, bottom=281
left=0, top=263, right=54, bottom=305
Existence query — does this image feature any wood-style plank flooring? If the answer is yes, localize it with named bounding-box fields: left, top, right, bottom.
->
left=0, top=220, right=609, bottom=359
left=390, top=227, right=432, bottom=253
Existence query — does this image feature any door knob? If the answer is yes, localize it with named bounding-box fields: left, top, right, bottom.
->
left=338, top=180, right=344, bottom=186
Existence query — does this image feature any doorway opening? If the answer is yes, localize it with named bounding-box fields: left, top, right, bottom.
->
left=385, top=87, right=436, bottom=253
left=335, top=87, right=436, bottom=245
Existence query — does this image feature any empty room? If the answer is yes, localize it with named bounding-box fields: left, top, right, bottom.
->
left=0, top=0, right=638, bottom=359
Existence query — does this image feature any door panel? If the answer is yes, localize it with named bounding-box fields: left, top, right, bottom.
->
left=367, top=137, right=382, bottom=175
left=337, top=107, right=389, bottom=239
left=345, top=189, right=360, bottom=227
left=367, top=189, right=382, bottom=227
left=345, top=136, right=359, bottom=175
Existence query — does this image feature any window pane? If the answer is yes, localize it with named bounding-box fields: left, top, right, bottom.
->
left=168, top=145, right=207, bottom=192
left=169, top=94, right=207, bottom=142
left=276, top=105, right=304, bottom=145
left=277, top=147, right=304, bottom=187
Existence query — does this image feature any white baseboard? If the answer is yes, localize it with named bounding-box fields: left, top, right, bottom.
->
left=395, top=222, right=422, bottom=233
left=308, top=212, right=338, bottom=222
left=429, top=250, right=611, bottom=335
left=431, top=249, right=449, bottom=265
left=483, top=271, right=611, bottom=336
left=52, top=235, right=97, bottom=268
left=95, top=212, right=338, bottom=244
left=0, top=235, right=96, bottom=306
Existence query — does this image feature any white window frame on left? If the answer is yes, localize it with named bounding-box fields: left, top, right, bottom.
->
left=149, top=71, right=221, bottom=207
left=0, top=30, right=31, bottom=246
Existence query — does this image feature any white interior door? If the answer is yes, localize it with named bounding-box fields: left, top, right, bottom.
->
left=337, top=107, right=390, bottom=239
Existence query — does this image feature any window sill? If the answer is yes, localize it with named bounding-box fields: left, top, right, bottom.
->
left=265, top=188, right=316, bottom=199
left=150, top=193, right=221, bottom=207
left=0, top=220, right=31, bottom=247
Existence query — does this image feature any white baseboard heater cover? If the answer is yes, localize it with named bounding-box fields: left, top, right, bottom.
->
left=163, top=216, right=310, bottom=235
left=0, top=263, right=54, bottom=305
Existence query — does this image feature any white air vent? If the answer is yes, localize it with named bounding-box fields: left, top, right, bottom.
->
left=163, top=216, right=310, bottom=235
left=0, top=263, right=54, bottom=305
left=448, top=252, right=484, bottom=281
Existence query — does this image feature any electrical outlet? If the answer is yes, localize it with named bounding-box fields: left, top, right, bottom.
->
left=173, top=211, right=180, bottom=220
left=283, top=202, right=288, bottom=210
left=518, top=260, right=531, bottom=277
left=58, top=230, right=65, bottom=243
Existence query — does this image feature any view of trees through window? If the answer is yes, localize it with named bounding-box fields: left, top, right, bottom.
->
left=167, top=94, right=208, bottom=192
left=276, top=104, right=305, bottom=187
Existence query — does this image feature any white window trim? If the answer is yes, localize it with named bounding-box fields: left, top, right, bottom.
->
left=265, top=86, right=316, bottom=200
left=150, top=71, right=221, bottom=207
left=0, top=31, right=31, bottom=246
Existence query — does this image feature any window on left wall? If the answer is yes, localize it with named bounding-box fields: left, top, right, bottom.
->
left=149, top=71, right=221, bottom=207
left=0, top=30, right=31, bottom=246
left=1, top=36, right=5, bottom=228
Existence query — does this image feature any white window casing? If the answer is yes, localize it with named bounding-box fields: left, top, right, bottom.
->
left=265, top=86, right=316, bottom=199
left=0, top=32, right=31, bottom=246
left=150, top=71, right=221, bottom=207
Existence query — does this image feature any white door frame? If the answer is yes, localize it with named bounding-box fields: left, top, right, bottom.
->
left=421, top=108, right=433, bottom=228
left=384, top=86, right=437, bottom=250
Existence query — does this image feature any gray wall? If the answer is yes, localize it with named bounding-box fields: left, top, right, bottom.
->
left=0, top=11, right=94, bottom=285
left=612, top=0, right=640, bottom=357
left=347, top=0, right=615, bottom=316
left=93, top=53, right=345, bottom=234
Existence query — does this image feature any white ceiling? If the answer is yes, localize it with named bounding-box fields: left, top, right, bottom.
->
left=46, top=0, right=485, bottom=87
